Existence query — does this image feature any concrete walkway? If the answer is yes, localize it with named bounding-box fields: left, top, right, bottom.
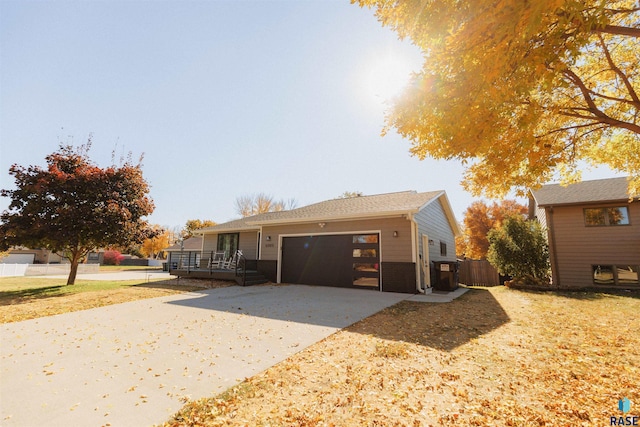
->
left=407, top=287, right=470, bottom=303
left=1, top=285, right=409, bottom=427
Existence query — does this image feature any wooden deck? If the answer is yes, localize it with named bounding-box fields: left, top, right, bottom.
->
left=169, top=268, right=268, bottom=286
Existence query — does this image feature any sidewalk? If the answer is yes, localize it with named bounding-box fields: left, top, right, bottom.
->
left=38, top=270, right=173, bottom=281
left=407, top=287, right=470, bottom=303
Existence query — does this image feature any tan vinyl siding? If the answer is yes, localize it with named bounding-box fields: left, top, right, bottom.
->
left=414, top=197, right=457, bottom=264
left=202, top=232, right=258, bottom=259
left=203, top=234, right=217, bottom=252
left=260, top=217, right=412, bottom=262
left=238, top=231, right=258, bottom=259
left=546, top=202, right=640, bottom=288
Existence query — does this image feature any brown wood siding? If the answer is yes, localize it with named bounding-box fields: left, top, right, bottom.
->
left=257, top=260, right=277, bottom=282
left=381, top=262, right=417, bottom=293
left=260, top=217, right=412, bottom=262
left=546, top=202, right=640, bottom=289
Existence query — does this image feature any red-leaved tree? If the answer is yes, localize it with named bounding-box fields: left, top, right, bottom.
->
left=103, top=250, right=125, bottom=266
left=0, top=140, right=156, bottom=284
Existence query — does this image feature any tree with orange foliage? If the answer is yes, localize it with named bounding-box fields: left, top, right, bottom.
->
left=456, top=200, right=528, bottom=260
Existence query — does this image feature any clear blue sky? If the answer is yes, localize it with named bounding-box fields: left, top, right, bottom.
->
left=0, top=0, right=620, bottom=229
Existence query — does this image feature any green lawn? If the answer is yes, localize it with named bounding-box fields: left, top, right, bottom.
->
left=0, top=276, right=164, bottom=302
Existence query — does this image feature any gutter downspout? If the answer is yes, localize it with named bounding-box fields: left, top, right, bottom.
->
left=409, top=214, right=426, bottom=294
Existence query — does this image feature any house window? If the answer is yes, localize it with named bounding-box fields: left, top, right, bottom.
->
left=592, top=265, right=639, bottom=285
left=584, top=207, right=630, bottom=226
left=440, top=241, right=447, bottom=256
left=217, top=233, right=239, bottom=258
left=353, top=248, right=377, bottom=258
left=352, top=233, right=380, bottom=288
left=352, top=234, right=378, bottom=244
left=592, top=265, right=614, bottom=284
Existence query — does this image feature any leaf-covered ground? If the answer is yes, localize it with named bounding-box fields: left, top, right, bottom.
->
left=163, top=287, right=639, bottom=427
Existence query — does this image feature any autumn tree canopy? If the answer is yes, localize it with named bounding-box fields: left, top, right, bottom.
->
left=182, top=219, right=217, bottom=239
left=140, top=227, right=171, bottom=259
left=0, top=142, right=156, bottom=285
left=234, top=193, right=298, bottom=218
left=456, top=200, right=528, bottom=259
left=354, top=0, right=640, bottom=198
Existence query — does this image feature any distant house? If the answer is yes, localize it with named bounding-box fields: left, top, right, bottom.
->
left=164, top=236, right=203, bottom=269
left=529, top=177, right=639, bottom=289
left=1, top=247, right=63, bottom=264
left=172, top=190, right=461, bottom=293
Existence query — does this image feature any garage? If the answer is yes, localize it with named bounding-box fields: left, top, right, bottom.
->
left=1, top=253, right=35, bottom=264
left=280, top=233, right=380, bottom=290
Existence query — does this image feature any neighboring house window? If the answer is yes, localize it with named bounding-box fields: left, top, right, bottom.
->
left=592, top=265, right=639, bottom=285
left=440, top=241, right=447, bottom=256
left=217, top=233, right=239, bottom=258
left=584, top=207, right=630, bottom=226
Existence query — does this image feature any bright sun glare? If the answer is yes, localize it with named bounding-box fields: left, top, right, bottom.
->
left=363, top=51, right=421, bottom=109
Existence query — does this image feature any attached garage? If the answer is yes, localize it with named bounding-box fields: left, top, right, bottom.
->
left=281, top=233, right=380, bottom=290
left=194, top=190, right=461, bottom=294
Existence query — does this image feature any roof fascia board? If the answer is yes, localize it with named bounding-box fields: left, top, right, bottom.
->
left=198, top=226, right=261, bottom=234
left=247, top=211, right=413, bottom=226
left=536, top=198, right=632, bottom=208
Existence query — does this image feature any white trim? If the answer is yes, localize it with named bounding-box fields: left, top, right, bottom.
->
left=416, top=190, right=446, bottom=211
left=410, top=216, right=422, bottom=292
left=277, top=230, right=383, bottom=291
left=421, top=234, right=431, bottom=288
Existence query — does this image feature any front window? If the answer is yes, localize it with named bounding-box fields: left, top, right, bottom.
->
left=217, top=233, right=239, bottom=258
left=584, top=207, right=630, bottom=226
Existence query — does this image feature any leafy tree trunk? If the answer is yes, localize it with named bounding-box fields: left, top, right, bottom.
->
left=66, top=248, right=84, bottom=285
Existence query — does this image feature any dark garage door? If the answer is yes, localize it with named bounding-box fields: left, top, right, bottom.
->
left=281, top=234, right=380, bottom=290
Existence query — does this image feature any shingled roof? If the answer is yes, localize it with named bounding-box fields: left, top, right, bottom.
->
left=197, top=190, right=452, bottom=233
left=531, top=177, right=631, bottom=207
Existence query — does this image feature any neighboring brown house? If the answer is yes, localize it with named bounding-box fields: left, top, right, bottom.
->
left=175, top=190, right=461, bottom=293
left=530, top=177, right=639, bottom=289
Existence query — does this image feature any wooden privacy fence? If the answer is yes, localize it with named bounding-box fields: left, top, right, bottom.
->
left=458, top=259, right=500, bottom=286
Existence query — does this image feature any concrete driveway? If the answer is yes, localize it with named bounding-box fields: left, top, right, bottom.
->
left=1, top=285, right=408, bottom=427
